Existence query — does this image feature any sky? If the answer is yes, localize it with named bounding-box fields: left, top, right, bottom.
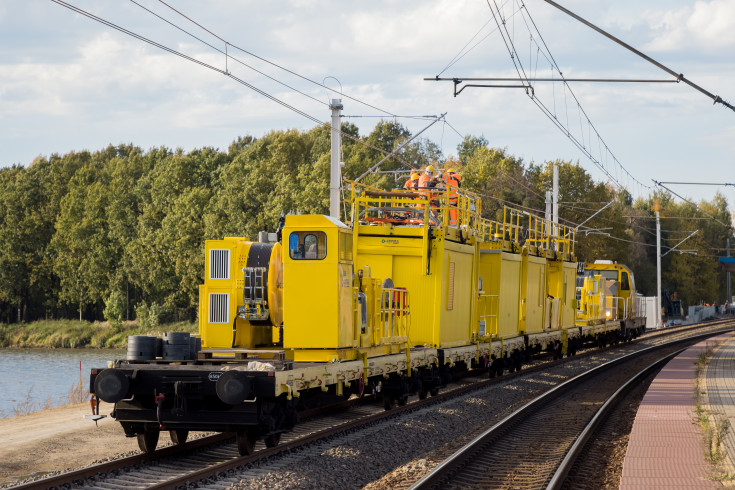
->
left=1, top=0, right=734, bottom=207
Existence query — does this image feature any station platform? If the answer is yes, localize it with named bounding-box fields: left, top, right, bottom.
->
left=620, top=331, right=735, bottom=489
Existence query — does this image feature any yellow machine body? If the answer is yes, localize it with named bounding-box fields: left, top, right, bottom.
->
left=580, top=261, right=638, bottom=321
left=195, top=179, right=649, bottom=393
left=477, top=247, right=521, bottom=339
left=282, top=215, right=357, bottom=360
left=199, top=238, right=284, bottom=351
left=521, top=252, right=546, bottom=334
left=575, top=274, right=607, bottom=326
left=547, top=259, right=577, bottom=329
left=352, top=230, right=476, bottom=350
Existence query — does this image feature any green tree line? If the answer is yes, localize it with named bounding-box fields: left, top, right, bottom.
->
left=0, top=122, right=730, bottom=324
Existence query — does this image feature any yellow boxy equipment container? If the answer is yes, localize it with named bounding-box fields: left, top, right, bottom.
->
left=350, top=190, right=477, bottom=350
left=199, top=238, right=283, bottom=350
left=476, top=245, right=522, bottom=340
left=280, top=214, right=416, bottom=362
left=282, top=215, right=356, bottom=360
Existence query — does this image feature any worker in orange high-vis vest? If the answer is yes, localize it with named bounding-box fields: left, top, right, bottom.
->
left=418, top=165, right=441, bottom=208
left=443, top=168, right=461, bottom=225
left=404, top=172, right=420, bottom=190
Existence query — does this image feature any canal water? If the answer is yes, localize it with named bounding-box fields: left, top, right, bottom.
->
left=0, top=348, right=125, bottom=419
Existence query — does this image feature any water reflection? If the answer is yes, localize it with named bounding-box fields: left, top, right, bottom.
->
left=0, top=348, right=124, bottom=419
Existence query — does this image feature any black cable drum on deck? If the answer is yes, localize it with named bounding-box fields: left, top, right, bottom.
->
left=127, top=335, right=156, bottom=360
left=163, top=332, right=191, bottom=360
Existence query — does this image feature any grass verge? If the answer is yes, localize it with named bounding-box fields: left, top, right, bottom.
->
left=695, top=341, right=735, bottom=480
left=0, top=319, right=197, bottom=349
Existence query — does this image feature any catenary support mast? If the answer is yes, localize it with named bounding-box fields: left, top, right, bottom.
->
left=329, top=98, right=343, bottom=219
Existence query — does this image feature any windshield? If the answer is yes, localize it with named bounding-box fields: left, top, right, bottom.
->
left=583, top=270, right=617, bottom=282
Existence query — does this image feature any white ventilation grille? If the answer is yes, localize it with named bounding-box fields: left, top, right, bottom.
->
left=209, top=293, right=230, bottom=324
left=209, top=249, right=230, bottom=280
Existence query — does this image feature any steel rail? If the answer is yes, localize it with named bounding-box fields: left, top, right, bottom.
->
left=410, top=325, right=734, bottom=489
left=9, top=339, right=602, bottom=490
left=10, top=432, right=234, bottom=490
left=545, top=348, right=684, bottom=489
left=12, top=319, right=733, bottom=490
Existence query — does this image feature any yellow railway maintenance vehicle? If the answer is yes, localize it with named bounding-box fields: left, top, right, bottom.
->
left=90, top=182, right=644, bottom=455
left=575, top=260, right=646, bottom=343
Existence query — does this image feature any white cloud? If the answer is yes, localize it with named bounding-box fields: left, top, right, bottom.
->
left=645, top=0, right=735, bottom=51
left=1, top=0, right=733, bottom=205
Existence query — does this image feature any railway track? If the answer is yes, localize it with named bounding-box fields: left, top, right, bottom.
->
left=409, top=328, right=726, bottom=489
left=11, top=370, right=498, bottom=490
left=12, top=319, right=734, bottom=490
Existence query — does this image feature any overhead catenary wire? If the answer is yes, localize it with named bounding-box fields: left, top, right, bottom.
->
left=136, top=0, right=469, bottom=173
left=51, top=1, right=323, bottom=124
left=51, top=0, right=432, bottom=173
left=541, top=0, right=735, bottom=112
left=155, top=0, right=402, bottom=119
left=436, top=0, right=521, bottom=76
left=433, top=0, right=658, bottom=197
left=128, top=0, right=327, bottom=107
left=153, top=0, right=470, bottom=145
left=514, top=0, right=651, bottom=193
left=653, top=180, right=732, bottom=229
left=480, top=0, right=650, bottom=195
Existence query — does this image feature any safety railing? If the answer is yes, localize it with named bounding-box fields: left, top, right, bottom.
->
left=346, top=180, right=486, bottom=234
left=478, top=293, right=499, bottom=337
left=379, top=287, right=411, bottom=343
left=346, top=182, right=574, bottom=256
left=576, top=287, right=603, bottom=323
left=475, top=211, right=523, bottom=248
left=577, top=291, right=630, bottom=323
left=604, top=296, right=629, bottom=321
left=525, top=211, right=576, bottom=256
left=635, top=295, right=646, bottom=320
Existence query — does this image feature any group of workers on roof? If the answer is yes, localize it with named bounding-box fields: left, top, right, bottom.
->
left=402, top=165, right=462, bottom=225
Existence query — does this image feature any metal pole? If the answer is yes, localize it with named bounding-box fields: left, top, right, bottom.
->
left=656, top=209, right=662, bottom=328
left=552, top=163, right=559, bottom=247
left=329, top=99, right=343, bottom=219
left=728, top=236, right=731, bottom=304
left=545, top=190, right=552, bottom=236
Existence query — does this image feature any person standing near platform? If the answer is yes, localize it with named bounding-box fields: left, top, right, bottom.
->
left=443, top=168, right=461, bottom=225
left=404, top=171, right=420, bottom=191
left=418, top=165, right=441, bottom=205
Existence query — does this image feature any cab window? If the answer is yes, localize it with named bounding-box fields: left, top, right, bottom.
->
left=289, top=231, right=327, bottom=260
left=620, top=271, right=630, bottom=291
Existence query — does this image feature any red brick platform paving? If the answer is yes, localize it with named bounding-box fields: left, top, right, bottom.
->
left=619, top=332, right=735, bottom=489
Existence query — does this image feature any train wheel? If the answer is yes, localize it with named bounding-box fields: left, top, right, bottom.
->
left=383, top=394, right=393, bottom=410
left=397, top=395, right=408, bottom=406
left=169, top=429, right=189, bottom=446
left=430, top=387, right=439, bottom=397
left=137, top=429, right=159, bottom=453
left=418, top=382, right=428, bottom=400
left=236, top=428, right=257, bottom=456
left=265, top=433, right=281, bottom=448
